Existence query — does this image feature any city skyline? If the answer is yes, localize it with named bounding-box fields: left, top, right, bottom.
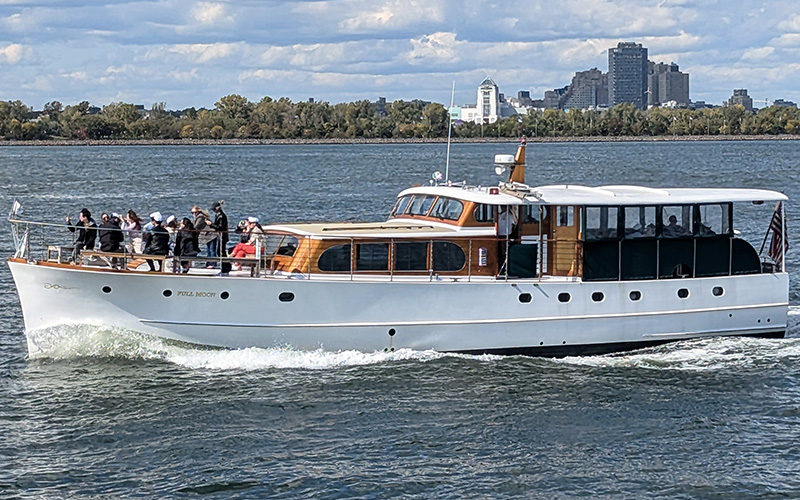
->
left=1, top=1, right=799, bottom=110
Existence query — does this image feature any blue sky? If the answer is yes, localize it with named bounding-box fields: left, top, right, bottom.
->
left=1, top=0, right=799, bottom=110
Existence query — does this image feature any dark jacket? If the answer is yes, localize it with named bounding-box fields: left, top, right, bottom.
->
left=210, top=210, right=229, bottom=245
left=143, top=225, right=170, bottom=255
left=98, top=220, right=124, bottom=252
left=68, top=219, right=97, bottom=250
left=175, top=229, right=199, bottom=257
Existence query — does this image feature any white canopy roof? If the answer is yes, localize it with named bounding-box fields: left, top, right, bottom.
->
left=398, top=184, right=787, bottom=206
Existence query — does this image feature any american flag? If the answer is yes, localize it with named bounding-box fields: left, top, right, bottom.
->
left=768, top=201, right=789, bottom=269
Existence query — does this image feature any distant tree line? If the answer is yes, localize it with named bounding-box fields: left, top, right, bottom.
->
left=1, top=95, right=799, bottom=141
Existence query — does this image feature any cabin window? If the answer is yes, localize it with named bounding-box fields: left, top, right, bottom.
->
left=584, top=206, right=619, bottom=240
left=318, top=244, right=352, bottom=272
left=430, top=197, right=464, bottom=221
left=520, top=205, right=541, bottom=224
left=264, top=234, right=298, bottom=257
left=474, top=204, right=494, bottom=223
left=408, top=195, right=435, bottom=216
left=697, top=203, right=731, bottom=236
left=591, top=292, right=605, bottom=302
left=661, top=206, right=693, bottom=238
left=276, top=236, right=298, bottom=256
left=432, top=242, right=466, bottom=271
left=624, top=206, right=656, bottom=238
left=391, top=196, right=411, bottom=217
left=395, top=242, right=428, bottom=271
left=356, top=243, right=389, bottom=271
left=557, top=206, right=574, bottom=227
left=629, top=290, right=642, bottom=301
left=558, top=292, right=571, bottom=303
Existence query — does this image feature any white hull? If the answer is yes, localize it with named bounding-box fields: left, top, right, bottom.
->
left=9, top=260, right=788, bottom=356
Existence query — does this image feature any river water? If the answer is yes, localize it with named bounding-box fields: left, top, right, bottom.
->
left=1, top=141, right=800, bottom=499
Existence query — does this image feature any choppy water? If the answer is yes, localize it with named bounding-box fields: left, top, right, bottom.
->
left=2, top=141, right=800, bottom=499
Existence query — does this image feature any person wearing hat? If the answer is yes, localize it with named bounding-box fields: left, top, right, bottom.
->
left=143, top=211, right=170, bottom=272
left=98, top=211, right=124, bottom=268
left=209, top=201, right=230, bottom=274
left=228, top=217, right=264, bottom=269
left=66, top=208, right=97, bottom=263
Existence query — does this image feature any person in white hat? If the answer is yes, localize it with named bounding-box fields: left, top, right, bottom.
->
left=143, top=212, right=170, bottom=271
left=228, top=216, right=264, bottom=270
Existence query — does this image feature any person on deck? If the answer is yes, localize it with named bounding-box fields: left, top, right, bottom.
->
left=66, top=208, right=97, bottom=263
left=174, top=217, right=200, bottom=274
left=209, top=201, right=230, bottom=275
left=143, top=212, right=170, bottom=272
left=228, top=217, right=264, bottom=270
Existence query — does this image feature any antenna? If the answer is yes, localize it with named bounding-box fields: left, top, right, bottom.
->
left=445, top=81, right=455, bottom=182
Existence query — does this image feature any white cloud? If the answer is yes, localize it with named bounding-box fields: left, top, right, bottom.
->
left=191, top=2, right=232, bottom=25
left=338, top=0, right=445, bottom=33
left=740, top=46, right=775, bottom=62
left=406, top=32, right=462, bottom=65
left=0, top=43, right=26, bottom=63
left=169, top=43, right=241, bottom=63
left=777, top=14, right=800, bottom=32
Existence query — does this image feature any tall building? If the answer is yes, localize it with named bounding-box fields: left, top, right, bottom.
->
left=477, top=77, right=500, bottom=124
left=728, top=89, right=753, bottom=111
left=648, top=62, right=690, bottom=107
left=608, top=42, right=648, bottom=109
left=563, top=68, right=608, bottom=110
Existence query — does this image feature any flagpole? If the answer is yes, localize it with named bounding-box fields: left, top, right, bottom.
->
left=759, top=201, right=779, bottom=255
left=781, top=201, right=786, bottom=272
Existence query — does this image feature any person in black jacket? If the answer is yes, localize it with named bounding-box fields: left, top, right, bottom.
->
left=174, top=217, right=200, bottom=273
left=143, top=212, right=170, bottom=272
left=209, top=201, right=230, bottom=275
left=98, top=212, right=125, bottom=268
left=66, top=208, right=97, bottom=263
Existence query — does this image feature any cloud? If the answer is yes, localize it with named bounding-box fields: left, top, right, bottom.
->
left=406, top=32, right=462, bottom=65
left=190, top=2, right=232, bottom=26
left=169, top=42, right=242, bottom=63
left=740, top=46, right=775, bottom=62
left=0, top=43, right=27, bottom=63
left=777, top=14, right=800, bottom=32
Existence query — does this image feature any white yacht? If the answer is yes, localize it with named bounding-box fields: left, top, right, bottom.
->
left=8, top=139, right=790, bottom=356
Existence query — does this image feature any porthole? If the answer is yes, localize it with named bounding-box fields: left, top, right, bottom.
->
left=629, top=290, right=642, bottom=301
left=388, top=328, right=396, bottom=337
left=278, top=292, right=295, bottom=302
left=220, top=291, right=230, bottom=300
left=558, top=292, right=571, bottom=303
left=591, top=292, right=604, bottom=302
left=712, top=286, right=724, bottom=297
left=519, top=293, right=532, bottom=303
left=677, top=288, right=690, bottom=299
left=162, top=289, right=172, bottom=297
left=102, top=286, right=112, bottom=294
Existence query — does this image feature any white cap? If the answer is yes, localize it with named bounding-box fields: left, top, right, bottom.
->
left=166, top=215, right=176, bottom=224
left=111, top=212, right=120, bottom=218
left=247, top=216, right=259, bottom=223
left=150, top=211, right=163, bottom=222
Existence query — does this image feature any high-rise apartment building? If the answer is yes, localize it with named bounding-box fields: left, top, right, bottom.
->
left=608, top=42, right=648, bottom=109
left=648, top=62, right=690, bottom=107
left=563, top=68, right=608, bottom=110
left=728, top=89, right=753, bottom=111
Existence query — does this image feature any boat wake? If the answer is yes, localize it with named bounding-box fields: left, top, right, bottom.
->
left=24, top=323, right=449, bottom=370
left=25, top=307, right=800, bottom=371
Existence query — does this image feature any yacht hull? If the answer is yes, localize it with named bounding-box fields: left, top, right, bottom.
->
left=9, top=260, right=788, bottom=356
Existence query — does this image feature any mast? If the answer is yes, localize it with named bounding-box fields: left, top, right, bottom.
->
left=445, top=81, right=455, bottom=182
left=508, top=136, right=526, bottom=184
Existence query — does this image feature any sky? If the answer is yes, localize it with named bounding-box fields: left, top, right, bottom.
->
left=1, top=0, right=799, bottom=111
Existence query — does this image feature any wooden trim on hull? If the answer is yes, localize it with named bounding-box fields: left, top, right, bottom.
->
left=450, top=329, right=787, bottom=358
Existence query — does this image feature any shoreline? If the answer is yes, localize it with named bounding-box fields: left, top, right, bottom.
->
left=0, top=134, right=798, bottom=146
